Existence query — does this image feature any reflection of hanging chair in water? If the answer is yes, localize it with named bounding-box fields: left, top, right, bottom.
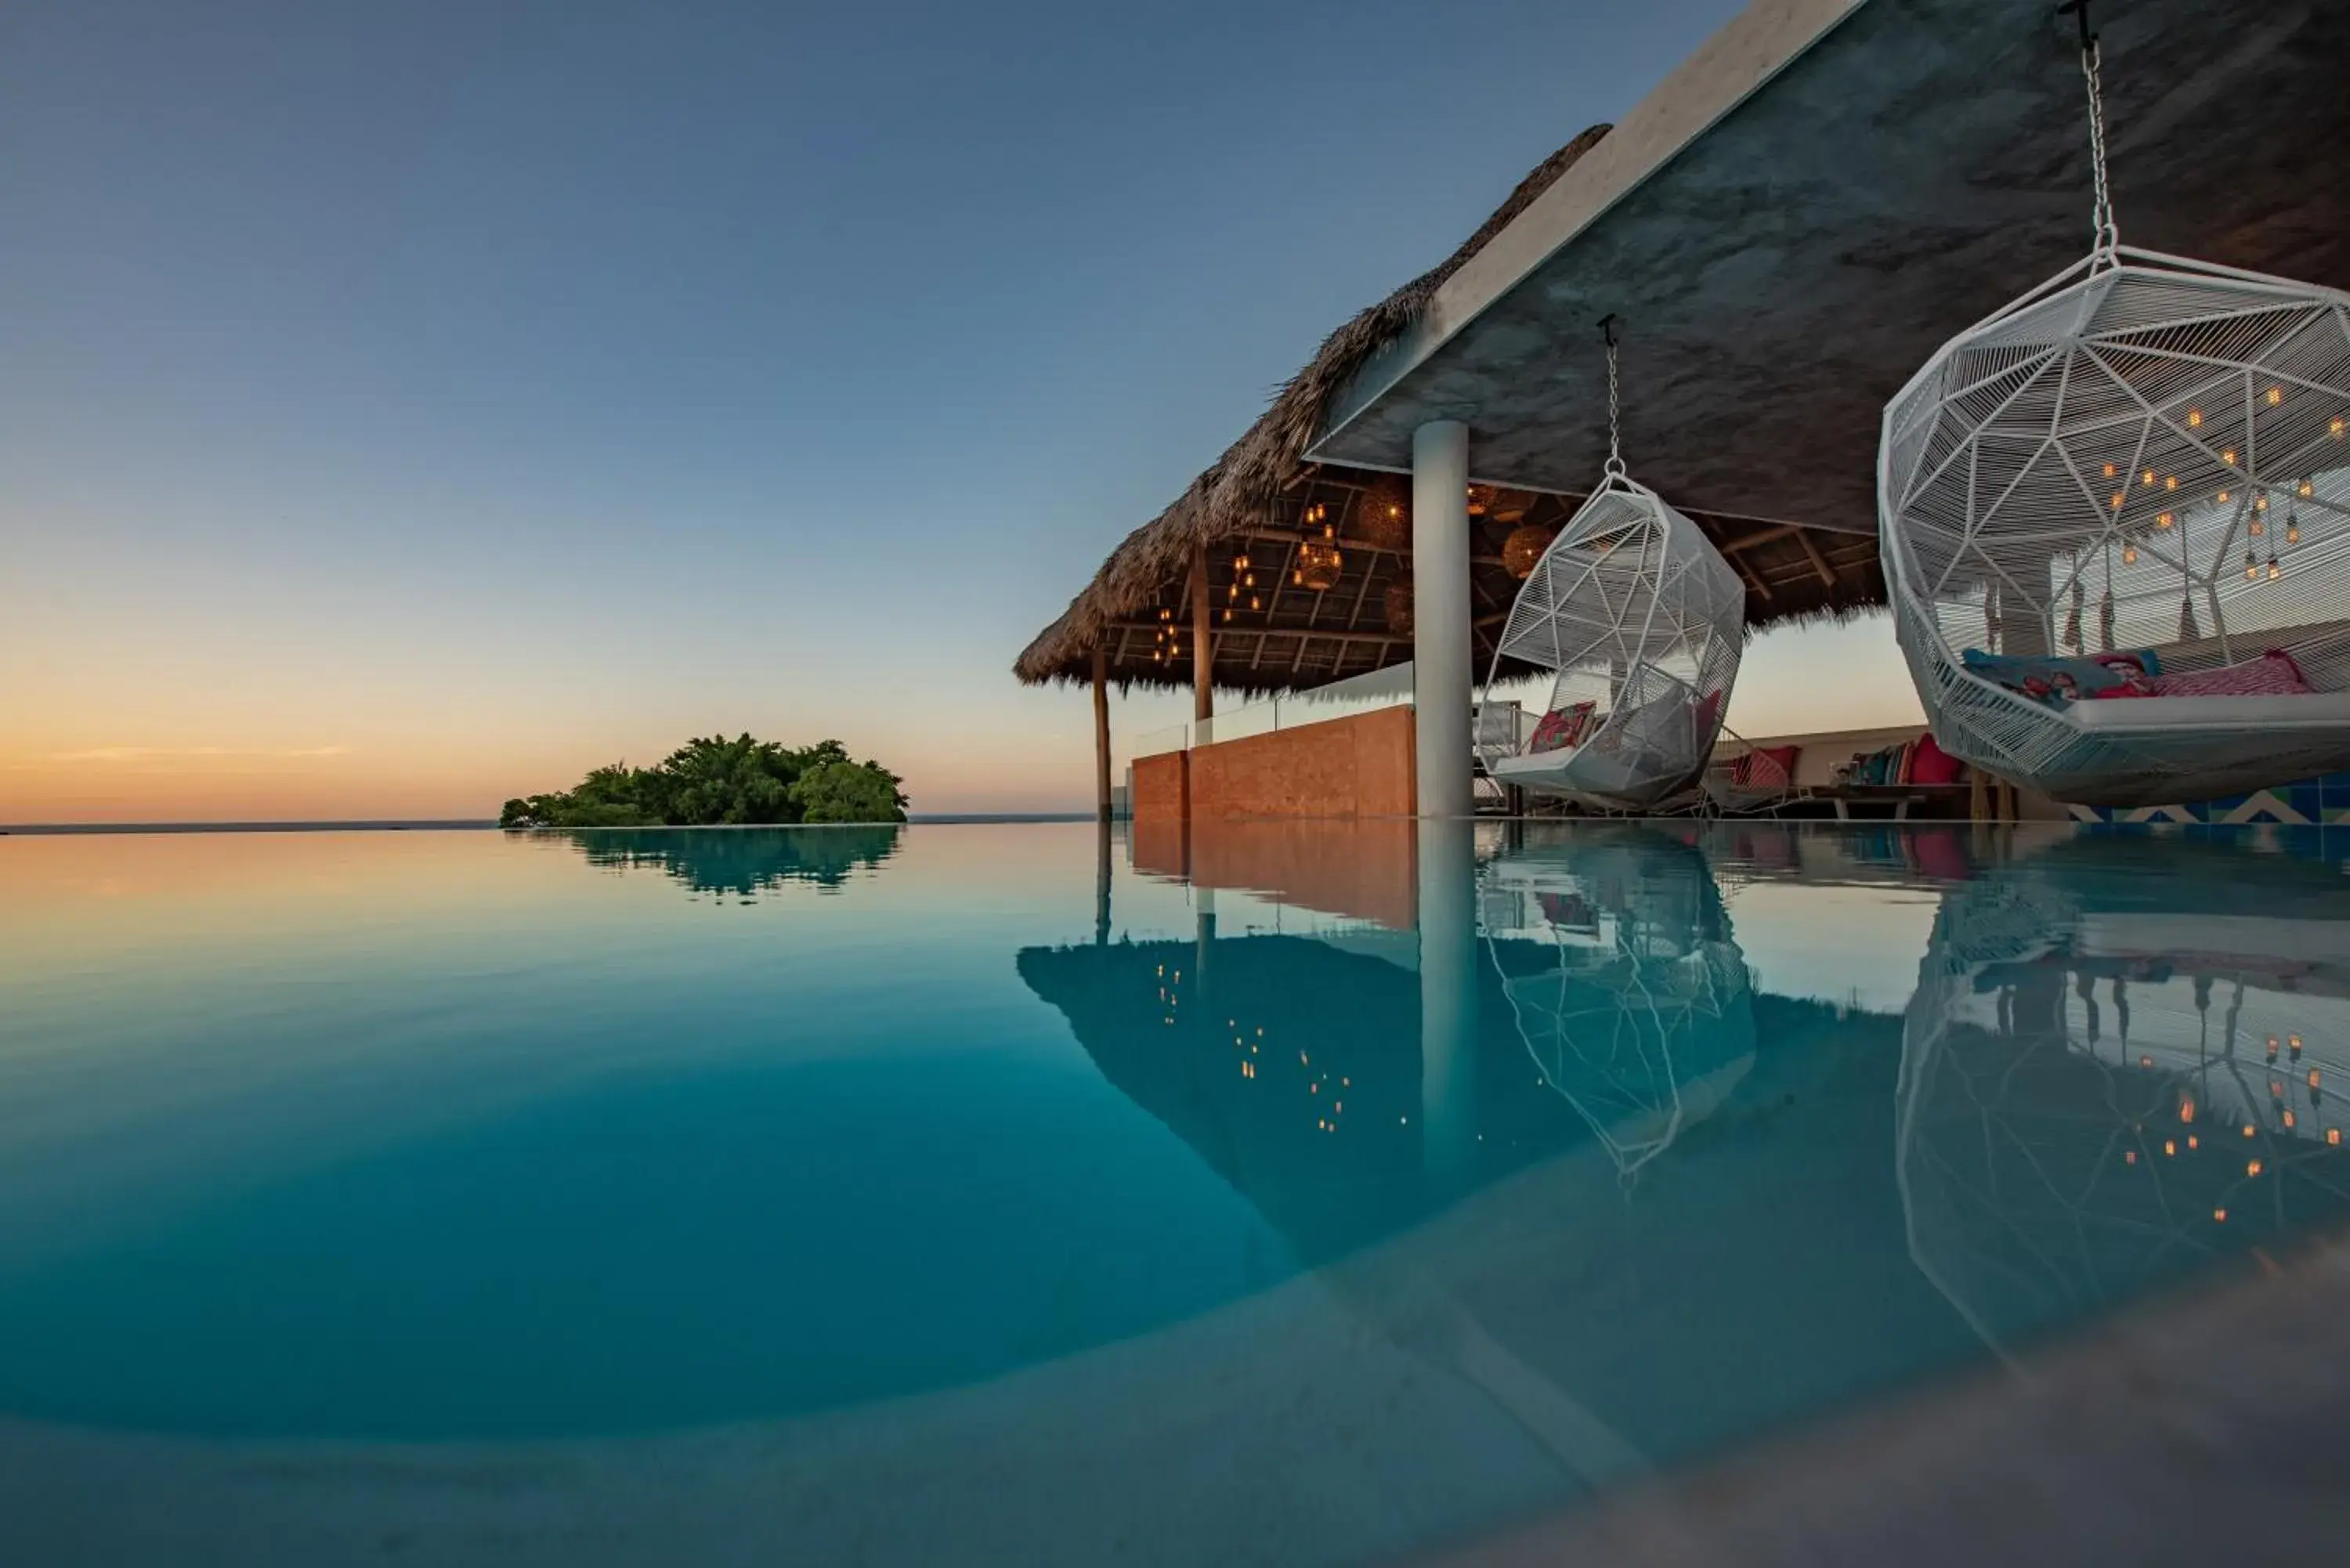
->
left=1897, top=837, right=2350, bottom=1355
left=1483, top=829, right=1755, bottom=1177
left=1879, top=28, right=2350, bottom=807
left=1480, top=331, right=1745, bottom=811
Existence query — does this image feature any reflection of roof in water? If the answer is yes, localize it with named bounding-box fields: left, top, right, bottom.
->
left=532, top=826, right=902, bottom=897
left=1902, top=835, right=2350, bottom=1357
left=1018, top=934, right=1596, bottom=1266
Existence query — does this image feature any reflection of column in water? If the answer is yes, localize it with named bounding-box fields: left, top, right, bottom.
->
left=1419, top=817, right=1479, bottom=1190
left=1094, top=818, right=1112, bottom=947
left=1195, top=886, right=1216, bottom=996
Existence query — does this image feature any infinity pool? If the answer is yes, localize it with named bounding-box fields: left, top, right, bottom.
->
left=3, top=819, right=2347, bottom=1565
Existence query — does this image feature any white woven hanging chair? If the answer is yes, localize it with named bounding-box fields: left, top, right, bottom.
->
left=1878, top=32, right=2350, bottom=807
left=1480, top=475, right=1746, bottom=811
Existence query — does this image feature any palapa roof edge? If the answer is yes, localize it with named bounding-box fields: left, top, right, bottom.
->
left=1014, top=126, right=1616, bottom=689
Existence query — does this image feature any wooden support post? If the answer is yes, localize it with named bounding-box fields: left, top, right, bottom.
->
left=1091, top=645, right=1112, bottom=823
left=1969, top=766, right=1990, bottom=822
left=1191, top=540, right=1213, bottom=732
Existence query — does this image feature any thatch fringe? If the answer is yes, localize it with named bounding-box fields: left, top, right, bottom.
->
left=1014, top=126, right=1614, bottom=688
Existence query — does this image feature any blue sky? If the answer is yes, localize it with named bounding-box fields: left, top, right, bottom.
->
left=0, top=0, right=1918, bottom=819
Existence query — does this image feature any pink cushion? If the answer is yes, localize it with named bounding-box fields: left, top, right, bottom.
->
left=2150, top=649, right=2314, bottom=699
left=1911, top=732, right=1965, bottom=786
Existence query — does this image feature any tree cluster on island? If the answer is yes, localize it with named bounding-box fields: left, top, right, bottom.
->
left=501, top=734, right=908, bottom=828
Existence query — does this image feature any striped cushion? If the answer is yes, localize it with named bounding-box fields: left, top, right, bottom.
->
left=2151, top=649, right=2314, bottom=699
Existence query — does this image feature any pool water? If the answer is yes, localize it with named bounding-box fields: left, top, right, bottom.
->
left=3, top=819, right=2347, bottom=1562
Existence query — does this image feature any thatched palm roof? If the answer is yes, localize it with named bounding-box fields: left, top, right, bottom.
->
left=1014, top=125, right=1882, bottom=694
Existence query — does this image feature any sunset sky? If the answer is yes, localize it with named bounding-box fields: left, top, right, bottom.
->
left=2, top=0, right=1922, bottom=823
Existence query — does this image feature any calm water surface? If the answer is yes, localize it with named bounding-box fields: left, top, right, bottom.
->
left=2, top=819, right=2347, bottom=1563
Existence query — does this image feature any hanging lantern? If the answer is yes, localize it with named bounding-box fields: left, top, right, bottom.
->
left=1466, top=483, right=1495, bottom=518
left=1383, top=576, right=1414, bottom=637
left=1502, top=522, right=1558, bottom=579
left=1296, top=524, right=1343, bottom=591
left=1354, top=479, right=1411, bottom=553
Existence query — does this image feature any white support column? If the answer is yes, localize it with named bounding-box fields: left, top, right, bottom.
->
left=1412, top=420, right=1473, bottom=819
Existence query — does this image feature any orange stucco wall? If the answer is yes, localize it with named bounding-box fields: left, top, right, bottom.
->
left=1185, top=705, right=1416, bottom=821
left=1131, top=750, right=1188, bottom=819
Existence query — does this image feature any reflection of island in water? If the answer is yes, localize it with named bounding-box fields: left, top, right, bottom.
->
left=540, top=826, right=902, bottom=897
left=1901, top=833, right=2350, bottom=1356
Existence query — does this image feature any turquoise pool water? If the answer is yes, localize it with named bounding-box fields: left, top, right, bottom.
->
left=3, top=820, right=2348, bottom=1562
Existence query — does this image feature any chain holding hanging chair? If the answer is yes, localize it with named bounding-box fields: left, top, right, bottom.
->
left=1479, top=323, right=1748, bottom=811
left=1878, top=12, right=2350, bottom=807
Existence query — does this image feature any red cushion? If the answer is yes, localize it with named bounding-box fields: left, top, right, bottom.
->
left=1528, top=700, right=1596, bottom=754
left=1733, top=745, right=1799, bottom=788
left=2150, top=649, right=2315, bottom=699
left=1911, top=732, right=1965, bottom=786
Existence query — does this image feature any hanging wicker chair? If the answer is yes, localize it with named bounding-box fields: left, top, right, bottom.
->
left=1483, top=828, right=1755, bottom=1179
left=1480, top=475, right=1746, bottom=811
left=1879, top=30, right=2350, bottom=807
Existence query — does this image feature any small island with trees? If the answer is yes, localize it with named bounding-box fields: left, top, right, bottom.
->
left=501, top=734, right=908, bottom=829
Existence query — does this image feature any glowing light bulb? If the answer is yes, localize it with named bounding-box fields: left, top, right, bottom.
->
left=2300, top=479, right=2316, bottom=497
left=2180, top=1098, right=2196, bottom=1125
left=2224, top=448, right=2238, bottom=466
left=2269, top=558, right=2282, bottom=580
left=2249, top=1159, right=2265, bottom=1176
left=2103, top=461, right=2117, bottom=478
left=2142, top=469, right=2157, bottom=486
left=2111, top=492, right=2126, bottom=510
left=2287, top=520, right=2302, bottom=546
left=2218, top=489, right=2232, bottom=504
left=2164, top=1140, right=2177, bottom=1157
left=2258, top=493, right=2270, bottom=511
left=2251, top=518, right=2266, bottom=537
left=2165, top=475, right=2178, bottom=491
left=2214, top=1207, right=2229, bottom=1223
left=2287, top=1110, right=2299, bottom=1129
left=2188, top=408, right=2204, bottom=428
left=2158, top=511, right=2175, bottom=529
left=2244, top=1124, right=2258, bottom=1138
left=2333, top=417, right=2346, bottom=439
left=2122, top=544, right=2138, bottom=565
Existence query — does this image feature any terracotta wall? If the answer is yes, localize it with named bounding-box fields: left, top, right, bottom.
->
left=1185, top=706, right=1417, bottom=821
left=1131, top=750, right=1189, bottom=818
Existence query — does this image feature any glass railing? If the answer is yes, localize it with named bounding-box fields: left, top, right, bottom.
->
left=1193, top=663, right=1418, bottom=746
left=1133, top=721, right=1190, bottom=759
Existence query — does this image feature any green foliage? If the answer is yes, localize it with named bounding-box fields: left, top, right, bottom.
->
left=500, top=735, right=907, bottom=829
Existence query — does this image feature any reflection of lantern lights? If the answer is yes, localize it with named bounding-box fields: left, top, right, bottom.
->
left=2285, top=1110, right=2298, bottom=1129
left=2290, top=1034, right=2304, bottom=1056
left=2244, top=1124, right=2258, bottom=1137
left=2249, top=1159, right=2265, bottom=1176
left=2268, top=1035, right=2281, bottom=1060
left=2164, top=1140, right=2176, bottom=1157
left=2124, top=1150, right=2138, bottom=1165
left=2214, top=1207, right=2229, bottom=1223
left=2180, top=1096, right=2196, bottom=1124
left=2331, top=1129, right=2344, bottom=1147
left=2312, top=1068, right=2324, bottom=1091
left=2189, top=1135, right=2199, bottom=1149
